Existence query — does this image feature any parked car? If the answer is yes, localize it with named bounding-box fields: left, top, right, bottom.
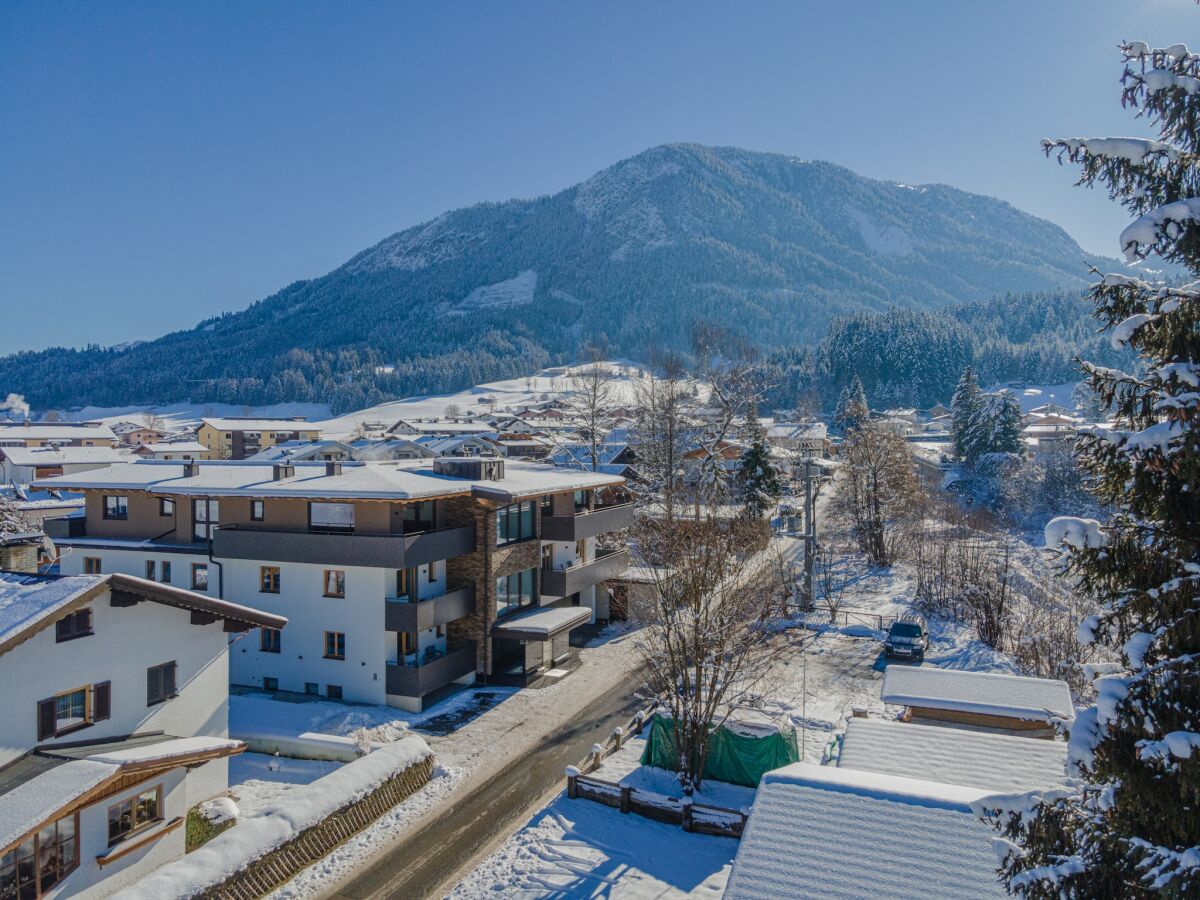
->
left=884, top=613, right=929, bottom=662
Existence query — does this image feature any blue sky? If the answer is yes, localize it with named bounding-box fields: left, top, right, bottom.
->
left=0, top=1, right=1194, bottom=354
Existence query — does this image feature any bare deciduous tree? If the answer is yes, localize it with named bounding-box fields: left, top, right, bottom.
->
left=633, top=355, right=694, bottom=520
left=835, top=422, right=921, bottom=566
left=814, top=542, right=850, bottom=622
left=562, top=351, right=616, bottom=472
left=632, top=516, right=788, bottom=793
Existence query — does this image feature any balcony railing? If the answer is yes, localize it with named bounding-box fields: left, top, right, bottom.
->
left=385, top=585, right=475, bottom=632
left=212, top=522, right=475, bottom=569
left=385, top=641, right=477, bottom=698
left=540, top=502, right=635, bottom=541
left=540, top=547, right=630, bottom=597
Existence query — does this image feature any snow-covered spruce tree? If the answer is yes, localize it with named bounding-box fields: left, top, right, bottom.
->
left=980, top=41, right=1200, bottom=898
left=951, top=366, right=984, bottom=461
left=981, top=390, right=1024, bottom=457
left=834, top=375, right=869, bottom=432
left=737, top=407, right=781, bottom=520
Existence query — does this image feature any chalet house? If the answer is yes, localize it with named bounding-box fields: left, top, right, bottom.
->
left=486, top=433, right=553, bottom=459
left=880, top=666, right=1074, bottom=738
left=196, top=418, right=321, bottom=461
left=385, top=419, right=493, bottom=438
left=411, top=434, right=500, bottom=458
left=132, top=443, right=211, bottom=462
left=351, top=439, right=437, bottom=462
left=0, top=446, right=126, bottom=484
left=112, top=425, right=169, bottom=448
left=681, top=441, right=745, bottom=485
left=38, top=458, right=633, bottom=712
left=0, top=423, right=117, bottom=450
left=0, top=571, right=284, bottom=899
left=765, top=423, right=827, bottom=456
left=245, top=440, right=356, bottom=463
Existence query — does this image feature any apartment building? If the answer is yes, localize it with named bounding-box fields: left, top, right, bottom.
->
left=196, top=418, right=322, bottom=460
left=39, top=457, right=633, bottom=711
left=0, top=570, right=284, bottom=898
left=0, top=422, right=117, bottom=449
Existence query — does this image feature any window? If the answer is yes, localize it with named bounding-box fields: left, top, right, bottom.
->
left=159, top=497, right=175, bottom=517
left=540, top=495, right=553, bottom=515
left=55, top=609, right=92, bottom=643
left=574, top=489, right=590, bottom=512
left=402, top=500, right=435, bottom=534
left=161, top=560, right=172, bottom=583
left=251, top=499, right=265, bottom=521
left=325, top=684, right=342, bottom=700
left=323, top=570, right=346, bottom=598
left=192, top=563, right=208, bottom=590
left=192, top=498, right=219, bottom=541
left=84, top=557, right=101, bottom=575
left=496, top=567, right=536, bottom=617
left=304, top=682, right=319, bottom=695
left=263, top=676, right=279, bottom=691
left=260, top=627, right=281, bottom=653
left=107, top=785, right=162, bottom=846
left=396, top=568, right=411, bottom=598
left=309, top=502, right=354, bottom=532
left=496, top=500, right=536, bottom=546
left=145, top=560, right=156, bottom=581
left=427, top=560, right=439, bottom=582
left=1, top=812, right=78, bottom=897
left=102, top=495, right=128, bottom=520
left=54, top=688, right=86, bottom=730
left=146, top=661, right=177, bottom=705
left=260, top=566, right=280, bottom=593
left=37, top=683, right=108, bottom=741
left=323, top=631, right=345, bottom=660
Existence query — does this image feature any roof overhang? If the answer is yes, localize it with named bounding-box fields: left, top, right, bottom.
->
left=493, top=604, right=592, bottom=641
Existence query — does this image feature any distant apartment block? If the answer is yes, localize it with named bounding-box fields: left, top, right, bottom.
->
left=39, top=457, right=633, bottom=711
left=197, top=418, right=322, bottom=460
left=0, top=422, right=118, bottom=449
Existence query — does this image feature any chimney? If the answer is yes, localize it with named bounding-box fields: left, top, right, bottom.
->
left=273, top=463, right=295, bottom=481
left=325, top=461, right=342, bottom=476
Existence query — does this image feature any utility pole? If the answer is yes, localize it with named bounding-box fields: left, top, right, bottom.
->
left=801, top=459, right=817, bottom=610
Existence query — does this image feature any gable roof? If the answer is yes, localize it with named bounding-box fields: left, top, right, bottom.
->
left=881, top=666, right=1074, bottom=722
left=838, top=717, right=1068, bottom=794
left=0, top=423, right=117, bottom=442
left=200, top=418, right=320, bottom=432
left=0, top=572, right=287, bottom=658
left=725, top=763, right=1004, bottom=899
left=0, top=446, right=126, bottom=466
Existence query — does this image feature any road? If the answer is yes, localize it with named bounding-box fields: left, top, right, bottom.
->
left=328, top=673, right=646, bottom=900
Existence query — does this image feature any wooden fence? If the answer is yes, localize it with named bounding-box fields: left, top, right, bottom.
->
left=193, top=754, right=435, bottom=900
left=564, top=702, right=749, bottom=839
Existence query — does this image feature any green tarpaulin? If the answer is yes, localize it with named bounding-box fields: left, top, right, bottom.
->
left=638, top=714, right=800, bottom=788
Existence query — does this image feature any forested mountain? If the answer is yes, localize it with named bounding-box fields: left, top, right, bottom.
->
left=768, top=289, right=1134, bottom=411
left=0, top=144, right=1122, bottom=412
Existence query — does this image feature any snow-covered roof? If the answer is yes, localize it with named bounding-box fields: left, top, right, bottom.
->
left=389, top=419, right=494, bottom=434
left=881, top=666, right=1074, bottom=722
left=200, top=418, right=320, bottom=432
left=725, top=763, right=1004, bottom=899
left=36, top=459, right=624, bottom=502
left=492, top=604, right=592, bottom=638
left=0, top=736, right=243, bottom=851
left=413, top=434, right=499, bottom=454
left=0, top=423, right=116, bottom=442
left=136, top=441, right=209, bottom=454
left=838, top=717, right=1068, bottom=794
left=0, top=446, right=126, bottom=466
left=765, top=422, right=827, bottom=441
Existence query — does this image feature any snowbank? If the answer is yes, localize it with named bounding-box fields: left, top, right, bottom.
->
left=114, top=735, right=432, bottom=900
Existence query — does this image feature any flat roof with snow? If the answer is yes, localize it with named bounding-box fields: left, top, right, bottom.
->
left=200, top=417, right=320, bottom=431
left=724, top=763, right=1005, bottom=899
left=0, top=423, right=116, bottom=442
left=35, top=458, right=624, bottom=502
left=839, top=717, right=1068, bottom=794
left=0, top=446, right=126, bottom=466
left=881, top=666, right=1074, bottom=723
left=492, top=604, right=592, bottom=640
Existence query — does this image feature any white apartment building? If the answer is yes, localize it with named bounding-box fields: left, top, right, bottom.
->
left=0, top=571, right=285, bottom=899
left=39, top=457, right=634, bottom=712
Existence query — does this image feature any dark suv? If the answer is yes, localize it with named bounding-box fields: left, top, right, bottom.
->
left=884, top=613, right=929, bottom=662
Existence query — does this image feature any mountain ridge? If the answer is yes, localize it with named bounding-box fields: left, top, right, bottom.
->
left=0, top=144, right=1120, bottom=412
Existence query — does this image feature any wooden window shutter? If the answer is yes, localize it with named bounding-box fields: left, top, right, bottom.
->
left=93, top=681, right=111, bottom=721
left=37, top=698, right=56, bottom=741
left=147, top=666, right=160, bottom=705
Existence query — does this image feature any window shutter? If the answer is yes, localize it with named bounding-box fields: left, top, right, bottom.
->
left=165, top=662, right=177, bottom=698
left=147, top=666, right=160, bottom=705
left=93, top=681, right=111, bottom=721
left=37, top=699, right=56, bottom=741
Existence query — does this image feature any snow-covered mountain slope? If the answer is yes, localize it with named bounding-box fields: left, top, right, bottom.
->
left=0, top=144, right=1122, bottom=413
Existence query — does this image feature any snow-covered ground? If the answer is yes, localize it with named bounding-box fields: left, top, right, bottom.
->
left=590, top=738, right=756, bottom=813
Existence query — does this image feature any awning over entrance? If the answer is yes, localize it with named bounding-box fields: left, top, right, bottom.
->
left=492, top=605, right=591, bottom=642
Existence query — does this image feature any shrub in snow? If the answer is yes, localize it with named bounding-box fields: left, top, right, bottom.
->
left=199, top=796, right=239, bottom=825
left=982, top=40, right=1200, bottom=898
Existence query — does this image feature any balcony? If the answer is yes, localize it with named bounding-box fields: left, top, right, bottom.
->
left=212, top=523, right=475, bottom=569
left=540, top=547, right=630, bottom=597
left=540, top=502, right=635, bottom=541
left=386, top=641, right=477, bottom=698
left=385, top=585, right=475, bottom=632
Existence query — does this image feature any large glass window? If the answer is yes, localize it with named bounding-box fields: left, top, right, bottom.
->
left=1, top=813, right=77, bottom=898
left=102, top=495, right=128, bottom=520
left=402, top=501, right=435, bottom=534
left=310, top=502, right=354, bottom=532
left=192, top=499, right=219, bottom=541
left=495, top=567, right=536, bottom=617
left=496, top=501, right=536, bottom=546
left=107, top=786, right=161, bottom=846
